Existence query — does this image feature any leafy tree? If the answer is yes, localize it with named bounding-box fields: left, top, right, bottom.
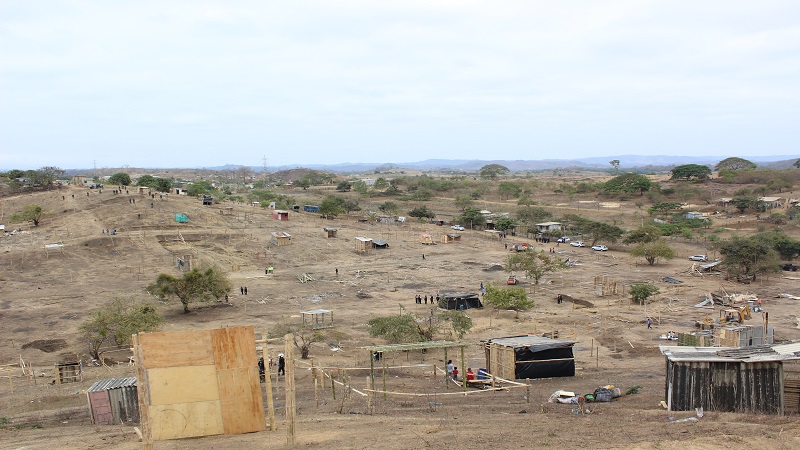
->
left=717, top=236, right=781, bottom=282
left=336, top=180, right=352, bottom=192
left=483, top=283, right=533, bottom=311
left=146, top=267, right=232, bottom=313
left=318, top=196, right=345, bottom=218
left=5, top=169, right=24, bottom=179
left=378, top=201, right=399, bottom=215
left=456, top=207, right=486, bottom=228
left=408, top=205, right=435, bottom=219
left=715, top=157, right=756, bottom=172
left=438, top=310, right=474, bottom=339
left=187, top=180, right=215, bottom=196
left=516, top=206, right=553, bottom=225
left=28, top=166, right=65, bottom=187
left=603, top=173, right=653, bottom=196
left=630, top=240, right=676, bottom=265
left=624, top=225, right=662, bottom=245
left=754, top=232, right=800, bottom=261
left=268, top=323, right=324, bottom=359
left=479, top=164, right=510, bottom=181
left=80, top=298, right=163, bottom=359
left=368, top=314, right=434, bottom=343
left=794, top=159, right=800, bottom=169
left=374, top=178, right=389, bottom=190
left=563, top=214, right=625, bottom=246
left=495, top=217, right=516, bottom=232
left=670, top=164, right=712, bottom=181
left=730, top=196, right=757, bottom=213
left=352, top=180, right=369, bottom=194
left=454, top=194, right=474, bottom=210
left=766, top=176, right=792, bottom=193
left=11, top=204, right=43, bottom=226
left=295, top=178, right=311, bottom=190
left=609, top=160, right=620, bottom=174
left=155, top=177, right=173, bottom=193
left=136, top=175, right=158, bottom=187
left=629, top=283, right=660, bottom=305
left=506, top=251, right=565, bottom=287
left=498, top=182, right=523, bottom=200
left=108, top=172, right=132, bottom=186
left=647, top=202, right=683, bottom=215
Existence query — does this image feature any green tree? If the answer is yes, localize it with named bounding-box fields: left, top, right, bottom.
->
left=495, top=217, right=516, bottom=232
left=155, top=177, right=173, bottom=193
left=378, top=201, right=399, bottom=215
left=336, top=180, right=352, bottom=192
left=730, top=196, right=757, bottom=213
left=368, top=314, right=433, bottom=343
left=374, top=178, right=389, bottom=190
left=630, top=240, right=676, bottom=265
left=408, top=205, right=435, bottom=219
left=498, top=182, right=523, bottom=200
left=670, top=164, right=712, bottom=181
left=295, top=178, right=312, bottom=190
left=624, top=225, right=662, bottom=244
left=506, top=251, right=565, bottom=287
left=479, top=164, right=510, bottom=181
left=603, top=173, right=653, bottom=196
left=717, top=236, right=781, bottom=282
left=80, top=298, right=163, bottom=359
left=715, top=157, right=756, bottom=172
left=187, top=180, right=215, bottom=196
left=318, top=196, right=345, bottom=218
left=609, top=160, right=620, bottom=174
left=11, top=204, right=43, bottom=226
left=454, top=194, right=474, bottom=210
left=28, top=166, right=65, bottom=187
left=146, top=267, right=232, bottom=313
left=794, top=159, right=800, bottom=169
left=754, top=232, right=800, bottom=261
left=136, top=175, right=158, bottom=187
left=483, top=283, right=533, bottom=312
left=438, top=310, right=474, bottom=339
left=352, top=180, right=369, bottom=194
left=563, top=214, right=625, bottom=246
left=456, top=207, right=486, bottom=228
left=629, top=283, right=660, bottom=305
left=108, top=172, right=132, bottom=186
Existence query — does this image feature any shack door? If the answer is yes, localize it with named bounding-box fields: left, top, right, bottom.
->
left=88, top=391, right=114, bottom=425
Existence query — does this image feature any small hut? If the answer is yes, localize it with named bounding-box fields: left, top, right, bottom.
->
left=137, top=186, right=151, bottom=195
left=301, top=309, right=334, bottom=329
left=439, top=292, right=482, bottom=311
left=372, top=239, right=389, bottom=249
left=271, top=231, right=292, bottom=246
left=420, top=234, right=435, bottom=245
left=54, top=361, right=83, bottom=384
left=323, top=227, right=338, bottom=238
left=355, top=237, right=372, bottom=254
left=202, top=194, right=213, bottom=205
left=483, top=335, right=576, bottom=380
left=716, top=324, right=773, bottom=347
left=272, top=210, right=289, bottom=221
left=87, top=377, right=139, bottom=425
left=441, top=234, right=461, bottom=243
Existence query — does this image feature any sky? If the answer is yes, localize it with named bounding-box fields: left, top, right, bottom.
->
left=1, top=1, right=799, bottom=170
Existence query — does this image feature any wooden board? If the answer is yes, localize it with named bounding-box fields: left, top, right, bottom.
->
left=147, top=365, right=219, bottom=405
left=218, top=367, right=267, bottom=434
left=212, top=326, right=257, bottom=370
left=139, top=330, right=214, bottom=368
left=149, top=400, right=224, bottom=441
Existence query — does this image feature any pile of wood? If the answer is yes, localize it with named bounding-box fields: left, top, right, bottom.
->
left=296, top=273, right=315, bottom=283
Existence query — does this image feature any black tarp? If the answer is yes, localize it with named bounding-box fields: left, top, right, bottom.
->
left=438, top=292, right=483, bottom=310
left=514, top=345, right=575, bottom=379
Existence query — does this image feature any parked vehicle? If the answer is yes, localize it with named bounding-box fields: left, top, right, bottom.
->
left=591, top=245, right=608, bottom=251
left=507, top=275, right=518, bottom=285
left=570, top=241, right=585, bottom=247
left=557, top=237, right=570, bottom=243
left=689, top=255, right=708, bottom=262
left=782, top=263, right=798, bottom=272
left=451, top=225, right=465, bottom=231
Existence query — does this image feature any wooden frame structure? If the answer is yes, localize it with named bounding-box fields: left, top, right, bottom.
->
left=323, top=227, right=338, bottom=238
left=271, top=231, right=292, bottom=246
left=354, top=237, right=372, bottom=254
left=441, top=234, right=461, bottom=243
left=361, top=341, right=473, bottom=392
left=420, top=234, right=435, bottom=245
left=54, top=361, right=82, bottom=384
left=301, top=309, right=334, bottom=329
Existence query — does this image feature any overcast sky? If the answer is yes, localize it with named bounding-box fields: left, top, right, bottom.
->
left=1, top=1, right=799, bottom=170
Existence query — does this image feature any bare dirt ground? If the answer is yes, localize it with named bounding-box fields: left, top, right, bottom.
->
left=2, top=181, right=800, bottom=449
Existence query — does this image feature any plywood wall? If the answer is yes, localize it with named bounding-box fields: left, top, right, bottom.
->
left=137, top=326, right=266, bottom=442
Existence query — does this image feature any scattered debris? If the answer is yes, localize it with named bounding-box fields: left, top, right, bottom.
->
left=355, top=291, right=372, bottom=299
left=662, top=277, right=682, bottom=284
left=296, top=273, right=315, bottom=283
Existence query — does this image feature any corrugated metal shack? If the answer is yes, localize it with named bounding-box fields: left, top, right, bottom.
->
left=483, top=335, right=575, bottom=380
left=661, top=342, right=800, bottom=414
left=87, top=377, right=139, bottom=425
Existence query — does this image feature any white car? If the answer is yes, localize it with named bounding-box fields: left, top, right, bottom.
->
left=689, top=255, right=708, bottom=262
left=570, top=241, right=585, bottom=247
left=557, top=237, right=570, bottom=243
left=591, top=245, right=608, bottom=251
left=451, top=225, right=465, bottom=231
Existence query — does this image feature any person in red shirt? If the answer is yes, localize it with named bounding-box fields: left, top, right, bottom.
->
left=452, top=367, right=459, bottom=381
left=466, top=368, right=475, bottom=381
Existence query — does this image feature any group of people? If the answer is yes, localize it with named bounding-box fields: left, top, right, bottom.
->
left=257, top=354, right=286, bottom=382
left=445, top=360, right=475, bottom=382
left=535, top=236, right=552, bottom=243
left=240, top=286, right=248, bottom=295
left=415, top=294, right=439, bottom=305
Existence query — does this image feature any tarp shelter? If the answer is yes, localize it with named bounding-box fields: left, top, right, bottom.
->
left=272, top=210, right=289, bottom=221
left=372, top=239, right=389, bottom=249
left=439, top=292, right=483, bottom=310
left=483, top=335, right=576, bottom=380
left=355, top=236, right=372, bottom=254
left=303, top=205, right=320, bottom=213
left=202, top=194, right=213, bottom=205
left=323, top=227, right=338, bottom=238
left=271, top=231, right=292, bottom=246
left=175, top=214, right=189, bottom=223
left=87, top=377, right=139, bottom=425
left=661, top=342, right=800, bottom=414
left=420, top=234, right=435, bottom=245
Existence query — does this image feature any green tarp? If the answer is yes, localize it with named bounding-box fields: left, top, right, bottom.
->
left=175, top=214, right=189, bottom=223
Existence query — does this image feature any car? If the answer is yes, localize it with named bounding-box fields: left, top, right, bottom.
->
left=782, top=263, right=798, bottom=272
left=451, top=225, right=465, bottom=231
left=570, top=241, right=585, bottom=247
left=507, top=275, right=518, bottom=285
left=557, top=237, right=570, bottom=243
left=591, top=245, right=608, bottom=251
left=689, top=255, right=708, bottom=262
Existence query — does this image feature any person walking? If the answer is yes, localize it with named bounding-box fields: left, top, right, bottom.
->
left=647, top=318, right=652, bottom=329
left=244, top=287, right=248, bottom=295
left=277, top=354, right=286, bottom=376
left=240, top=287, right=244, bottom=295
left=335, top=268, right=338, bottom=276
left=424, top=295, right=428, bottom=304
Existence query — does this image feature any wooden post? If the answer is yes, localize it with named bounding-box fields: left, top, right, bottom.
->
left=131, top=334, right=153, bottom=450
left=285, top=334, right=296, bottom=447
left=526, top=379, right=531, bottom=403
left=433, top=364, right=437, bottom=383
left=312, top=359, right=318, bottom=409
left=369, top=350, right=375, bottom=391
left=596, top=348, right=599, bottom=368
left=262, top=329, right=276, bottom=431
left=460, top=347, right=467, bottom=392
left=590, top=338, right=594, bottom=357
left=382, top=356, right=387, bottom=400
left=443, top=348, right=448, bottom=390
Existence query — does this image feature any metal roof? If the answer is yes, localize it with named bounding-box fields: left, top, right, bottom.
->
left=484, top=335, right=576, bottom=349
left=87, top=377, right=137, bottom=392
left=355, top=236, right=372, bottom=242
left=660, top=341, right=800, bottom=363
left=301, top=309, right=331, bottom=315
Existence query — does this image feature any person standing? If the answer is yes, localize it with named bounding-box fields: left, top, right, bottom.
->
left=335, top=268, right=338, bottom=276
left=244, top=287, right=248, bottom=295
left=278, top=354, right=286, bottom=376
left=424, top=295, right=428, bottom=304
left=647, top=318, right=652, bottom=329
left=240, top=287, right=244, bottom=295
left=446, top=360, right=454, bottom=379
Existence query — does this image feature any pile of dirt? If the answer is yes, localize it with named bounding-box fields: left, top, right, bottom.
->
left=21, top=339, right=68, bottom=353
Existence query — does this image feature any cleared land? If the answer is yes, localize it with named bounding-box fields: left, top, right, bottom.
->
left=1, top=178, right=800, bottom=449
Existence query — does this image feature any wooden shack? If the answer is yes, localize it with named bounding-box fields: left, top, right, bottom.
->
left=420, top=234, right=435, bottom=245
left=661, top=342, right=800, bottom=414
left=716, top=324, right=773, bottom=347
left=483, top=335, right=575, bottom=380
left=87, top=377, right=139, bottom=425
left=354, top=237, right=372, bottom=254
left=323, top=227, right=338, bottom=238
left=137, top=186, right=151, bottom=195
left=441, top=233, right=461, bottom=243
left=54, top=361, right=82, bottom=384
left=272, top=210, right=289, bottom=221
left=271, top=231, right=292, bottom=246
